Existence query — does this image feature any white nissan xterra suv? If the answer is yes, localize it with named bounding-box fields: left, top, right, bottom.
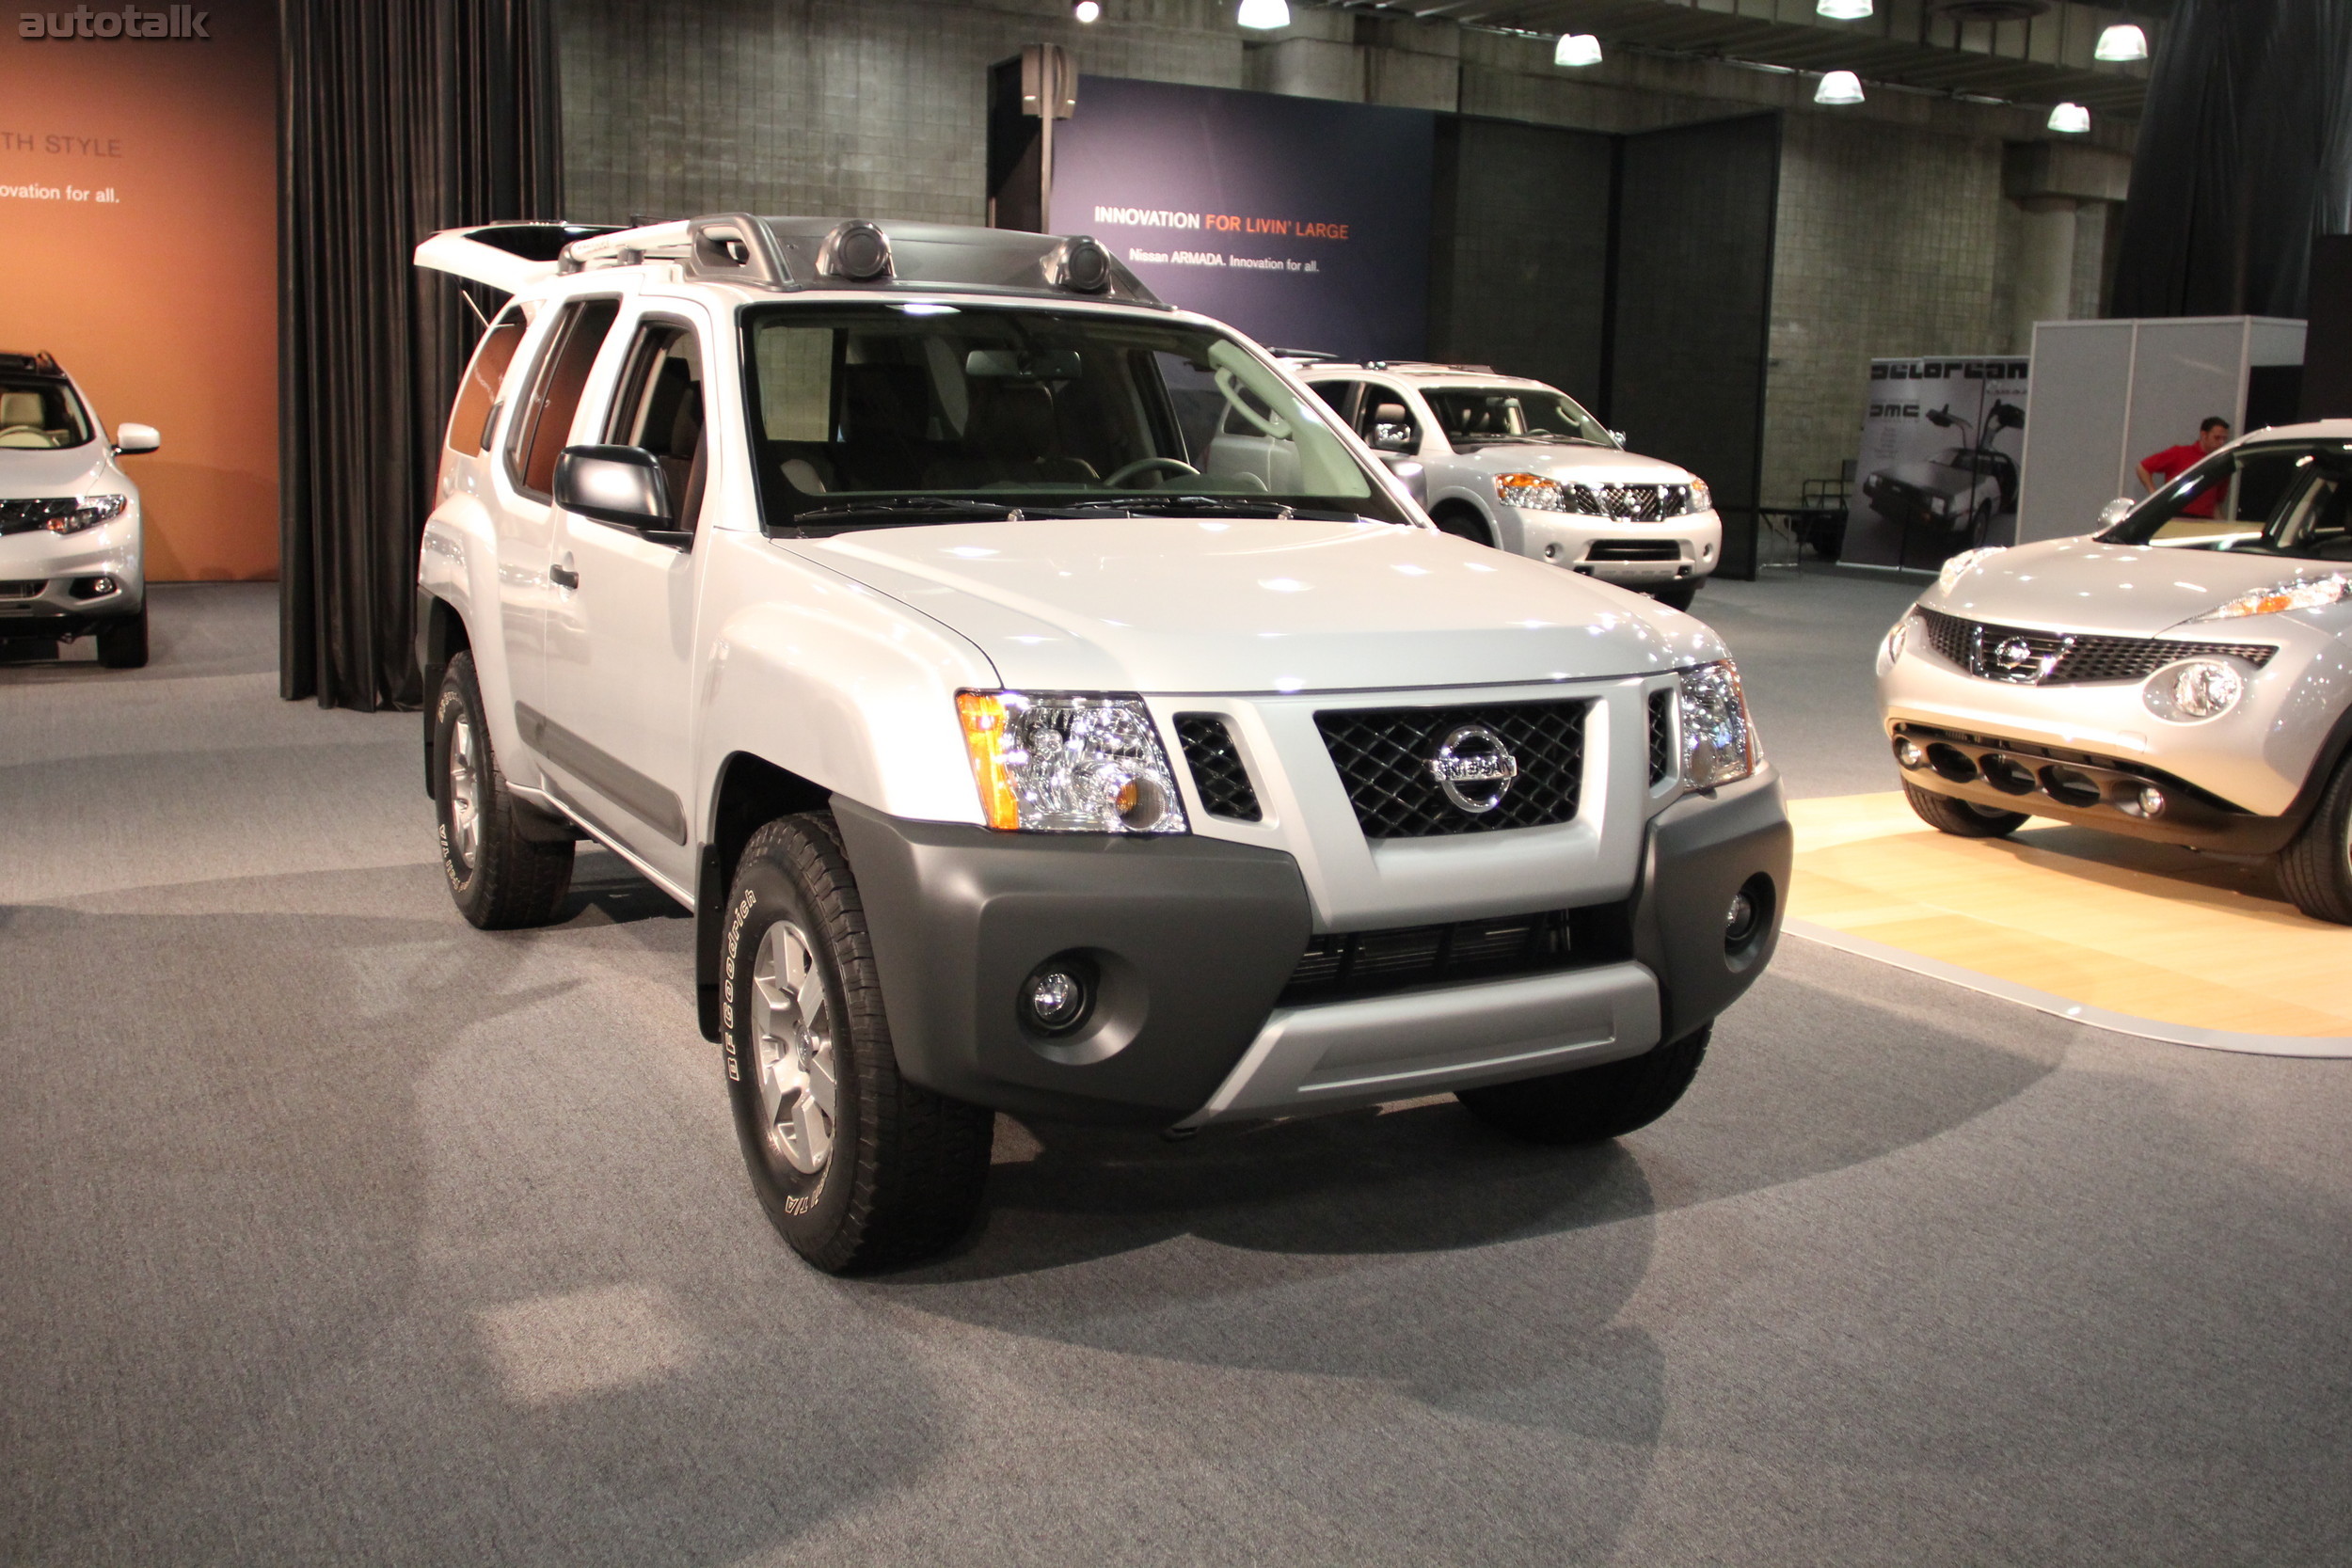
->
left=1294, top=361, right=1722, bottom=610
left=412, top=216, right=1790, bottom=1274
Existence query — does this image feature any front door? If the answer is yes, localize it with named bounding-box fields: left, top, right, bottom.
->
left=538, top=307, right=711, bottom=891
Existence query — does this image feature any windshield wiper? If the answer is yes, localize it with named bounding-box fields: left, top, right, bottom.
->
left=774, top=498, right=1019, bottom=534
left=1037, top=496, right=1300, bottom=519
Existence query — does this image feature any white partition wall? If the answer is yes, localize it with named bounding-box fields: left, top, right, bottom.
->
left=2016, top=316, right=2306, bottom=544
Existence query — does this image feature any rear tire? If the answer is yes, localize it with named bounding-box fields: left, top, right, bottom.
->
left=1456, top=1025, right=1710, bottom=1144
left=97, top=603, right=148, bottom=669
left=723, top=812, right=995, bottom=1274
left=1431, top=505, right=1494, bottom=547
left=435, top=650, right=574, bottom=928
left=1901, top=778, right=2027, bottom=838
left=2278, top=752, right=2352, bottom=925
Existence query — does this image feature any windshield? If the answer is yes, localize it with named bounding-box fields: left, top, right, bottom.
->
left=2102, top=439, right=2352, bottom=562
left=0, top=373, right=92, bottom=451
left=738, top=303, right=1405, bottom=530
left=1422, top=387, right=1613, bottom=448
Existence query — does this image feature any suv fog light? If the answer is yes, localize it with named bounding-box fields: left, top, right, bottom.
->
left=2143, top=658, right=2244, bottom=722
left=1724, top=889, right=1759, bottom=948
left=1544, top=543, right=1561, bottom=561
left=2137, top=785, right=2167, bottom=818
left=1724, top=873, right=1774, bottom=960
left=1894, top=736, right=1925, bottom=769
left=1022, top=956, right=1096, bottom=1036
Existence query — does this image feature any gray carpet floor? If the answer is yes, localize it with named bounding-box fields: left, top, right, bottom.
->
left=3, top=580, right=2347, bottom=1566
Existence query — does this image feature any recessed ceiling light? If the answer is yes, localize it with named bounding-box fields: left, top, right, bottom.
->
left=2094, top=23, right=2148, bottom=61
left=1073, top=0, right=1101, bottom=21
left=1818, top=0, right=1873, bottom=19
left=2047, top=101, right=2090, bottom=134
left=1236, top=0, right=1289, bottom=29
left=1553, top=33, right=1602, bottom=67
left=1814, top=70, right=1866, bottom=105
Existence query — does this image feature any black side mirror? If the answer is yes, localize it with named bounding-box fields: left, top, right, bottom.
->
left=554, top=445, right=691, bottom=547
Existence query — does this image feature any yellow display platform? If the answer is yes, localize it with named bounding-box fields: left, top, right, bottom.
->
left=1787, top=792, right=2352, bottom=1058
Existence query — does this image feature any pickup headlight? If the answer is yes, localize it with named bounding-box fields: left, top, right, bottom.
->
left=1495, top=472, right=1568, bottom=513
left=45, top=494, right=129, bottom=535
left=956, top=690, right=1189, bottom=834
left=2201, top=573, right=2350, bottom=619
left=1677, top=659, right=1758, bottom=790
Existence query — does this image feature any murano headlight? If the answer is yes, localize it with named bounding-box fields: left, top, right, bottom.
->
left=46, top=494, right=129, bottom=535
left=956, top=690, right=1189, bottom=834
left=1495, top=473, right=1566, bottom=513
left=1677, top=659, right=1758, bottom=790
left=2201, top=573, right=2350, bottom=619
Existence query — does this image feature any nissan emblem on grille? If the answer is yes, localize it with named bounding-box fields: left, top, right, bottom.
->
left=1426, top=724, right=1519, bottom=813
left=1970, top=624, right=2067, bottom=684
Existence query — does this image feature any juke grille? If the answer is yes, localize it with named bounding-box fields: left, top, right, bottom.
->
left=1172, top=713, right=1262, bottom=822
left=1312, top=699, right=1586, bottom=840
left=1917, top=607, right=2277, bottom=685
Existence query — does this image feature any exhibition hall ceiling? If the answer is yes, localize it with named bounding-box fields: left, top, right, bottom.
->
left=1381, top=0, right=2153, bottom=117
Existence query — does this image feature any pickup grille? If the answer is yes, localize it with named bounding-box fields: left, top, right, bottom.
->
left=1280, top=903, right=1633, bottom=1006
left=1918, top=608, right=2276, bottom=685
left=1172, top=713, right=1261, bottom=822
left=1564, top=483, right=1691, bottom=521
left=1313, top=699, right=1586, bottom=840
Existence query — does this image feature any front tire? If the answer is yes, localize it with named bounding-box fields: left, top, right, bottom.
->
left=1431, top=505, right=1494, bottom=547
left=1456, top=1025, right=1710, bottom=1144
left=434, top=650, right=574, bottom=928
left=1901, top=778, right=2027, bottom=838
left=97, top=603, right=148, bottom=669
left=2278, top=751, right=2352, bottom=925
left=722, top=812, right=994, bottom=1273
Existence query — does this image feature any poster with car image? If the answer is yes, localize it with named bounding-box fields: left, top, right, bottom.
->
left=1843, top=357, right=2028, bottom=570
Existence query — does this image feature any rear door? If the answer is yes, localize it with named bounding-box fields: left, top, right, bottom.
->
left=538, top=304, right=711, bottom=888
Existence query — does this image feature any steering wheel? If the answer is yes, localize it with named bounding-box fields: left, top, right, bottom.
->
left=1102, top=456, right=1200, bottom=489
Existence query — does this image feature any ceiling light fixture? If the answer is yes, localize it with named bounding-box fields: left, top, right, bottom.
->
left=1817, top=0, right=1874, bottom=19
left=1814, top=70, right=1866, bottom=105
left=2093, top=23, right=2148, bottom=61
left=1236, top=0, right=1290, bottom=29
left=2047, top=101, right=2090, bottom=133
left=1553, top=33, right=1602, bottom=67
left=1073, top=0, right=1101, bottom=20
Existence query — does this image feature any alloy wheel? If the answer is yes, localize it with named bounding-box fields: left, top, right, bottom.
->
left=446, top=717, right=484, bottom=873
left=751, top=919, right=839, bottom=1175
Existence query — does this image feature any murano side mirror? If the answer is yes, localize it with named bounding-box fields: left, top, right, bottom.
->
left=115, top=422, right=160, bottom=455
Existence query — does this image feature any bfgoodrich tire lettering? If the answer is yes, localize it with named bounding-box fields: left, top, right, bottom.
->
left=2278, top=750, right=2352, bottom=926
left=723, top=812, right=994, bottom=1273
left=1455, top=1024, right=1710, bottom=1144
left=435, top=650, right=574, bottom=928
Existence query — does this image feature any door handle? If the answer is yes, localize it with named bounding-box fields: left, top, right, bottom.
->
left=549, top=562, right=580, bottom=591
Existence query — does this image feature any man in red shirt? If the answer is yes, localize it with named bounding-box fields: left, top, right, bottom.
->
left=2137, top=416, right=2231, bottom=516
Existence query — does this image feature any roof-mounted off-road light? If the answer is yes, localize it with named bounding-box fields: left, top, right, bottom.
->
left=818, top=221, right=894, bottom=282
left=1053, top=236, right=1112, bottom=293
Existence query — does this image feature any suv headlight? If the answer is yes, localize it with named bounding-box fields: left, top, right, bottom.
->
left=956, top=690, right=1189, bottom=834
left=46, top=494, right=129, bottom=535
left=1684, top=480, right=1711, bottom=515
left=2201, top=573, right=2350, bottom=619
left=1677, top=659, right=1758, bottom=790
left=1495, top=473, right=1566, bottom=513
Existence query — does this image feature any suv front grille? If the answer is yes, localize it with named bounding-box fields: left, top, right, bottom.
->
left=0, top=579, right=46, bottom=598
left=1918, top=607, right=2277, bottom=685
left=1172, top=713, right=1261, bottom=822
left=0, top=499, right=80, bottom=536
left=1563, top=483, right=1691, bottom=521
left=1313, top=699, right=1586, bottom=840
left=1586, top=540, right=1679, bottom=562
left=1280, top=903, right=1632, bottom=1006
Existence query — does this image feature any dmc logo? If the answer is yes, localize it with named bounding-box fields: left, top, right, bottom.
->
left=19, top=6, right=209, bottom=38
left=1426, top=723, right=1518, bottom=815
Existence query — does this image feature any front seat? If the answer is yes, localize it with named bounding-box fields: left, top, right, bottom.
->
left=939, top=383, right=1097, bottom=486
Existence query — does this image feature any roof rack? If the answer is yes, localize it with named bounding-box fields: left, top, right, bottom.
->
left=0, top=351, right=63, bottom=376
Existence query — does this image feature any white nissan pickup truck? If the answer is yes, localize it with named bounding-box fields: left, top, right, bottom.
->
left=412, top=216, right=1791, bottom=1273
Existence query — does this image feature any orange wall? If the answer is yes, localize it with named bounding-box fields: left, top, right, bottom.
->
left=0, top=2, right=278, bottom=581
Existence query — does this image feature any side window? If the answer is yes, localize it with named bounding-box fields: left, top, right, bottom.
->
left=505, top=297, right=621, bottom=499
left=446, top=306, right=528, bottom=455
left=604, top=319, right=708, bottom=528
left=1359, top=385, right=1419, bottom=453
left=1308, top=380, right=1361, bottom=426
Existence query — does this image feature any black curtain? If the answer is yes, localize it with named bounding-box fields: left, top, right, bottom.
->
left=278, top=0, right=562, bottom=709
left=2109, top=0, right=2352, bottom=320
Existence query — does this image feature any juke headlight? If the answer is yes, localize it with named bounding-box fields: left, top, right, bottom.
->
left=2201, top=573, right=2350, bottom=620
left=957, top=690, right=1189, bottom=834
left=1677, top=659, right=1759, bottom=790
left=45, top=494, right=130, bottom=535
